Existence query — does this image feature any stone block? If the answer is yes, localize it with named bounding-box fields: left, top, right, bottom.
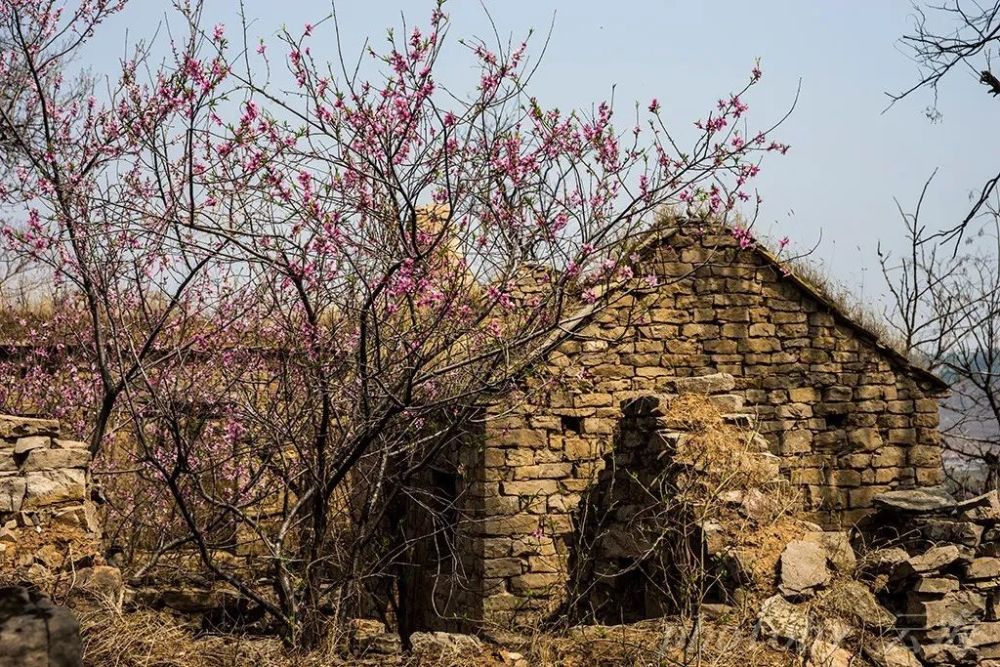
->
left=967, top=557, right=1000, bottom=581
left=482, top=558, right=524, bottom=578
left=672, top=373, right=736, bottom=394
left=480, top=514, right=544, bottom=537
left=872, top=448, right=907, bottom=468
left=505, top=449, right=534, bottom=467
left=913, top=577, right=959, bottom=596
left=903, top=590, right=985, bottom=628
left=496, top=429, right=547, bottom=448
left=803, top=531, right=857, bottom=573
left=848, top=428, right=883, bottom=452
left=500, top=480, right=559, bottom=497
left=482, top=539, right=511, bottom=559
left=781, top=430, right=812, bottom=455
left=13, top=436, right=49, bottom=455
left=51, top=439, right=88, bottom=450
left=0, top=477, right=26, bottom=513
left=510, top=572, right=563, bottom=593
left=512, top=464, right=573, bottom=480
left=778, top=540, right=829, bottom=598
left=0, top=416, right=60, bottom=439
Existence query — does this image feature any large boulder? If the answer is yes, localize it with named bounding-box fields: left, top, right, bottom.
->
left=779, top=540, right=830, bottom=598
left=0, top=586, right=81, bottom=667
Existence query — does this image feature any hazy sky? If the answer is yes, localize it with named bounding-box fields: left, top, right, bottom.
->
left=82, top=1, right=998, bottom=306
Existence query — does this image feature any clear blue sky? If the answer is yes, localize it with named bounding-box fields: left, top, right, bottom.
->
left=82, top=1, right=998, bottom=305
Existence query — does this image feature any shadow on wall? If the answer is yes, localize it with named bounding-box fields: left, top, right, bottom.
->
left=557, top=398, right=729, bottom=626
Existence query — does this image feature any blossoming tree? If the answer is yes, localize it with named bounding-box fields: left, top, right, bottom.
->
left=0, top=0, right=788, bottom=646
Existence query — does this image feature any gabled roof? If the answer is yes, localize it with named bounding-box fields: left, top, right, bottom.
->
left=626, top=221, right=949, bottom=394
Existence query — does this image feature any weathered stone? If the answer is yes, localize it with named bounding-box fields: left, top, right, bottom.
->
left=349, top=619, right=400, bottom=656
left=862, top=639, right=923, bottom=667
left=409, top=631, right=484, bottom=657
left=808, top=639, right=854, bottom=667
left=902, top=590, right=985, bottom=628
left=756, top=594, right=810, bottom=648
left=918, top=518, right=983, bottom=547
left=823, top=580, right=895, bottom=629
left=848, top=427, right=883, bottom=451
left=781, top=430, right=813, bottom=455
left=803, top=531, right=856, bottom=573
left=966, top=621, right=1000, bottom=647
left=20, top=448, right=91, bottom=473
left=959, top=490, right=1000, bottom=523
left=13, top=436, right=49, bottom=456
left=158, top=587, right=238, bottom=613
left=894, top=545, right=969, bottom=579
left=22, top=470, right=86, bottom=508
left=913, top=577, right=960, bottom=596
left=862, top=547, right=909, bottom=576
left=917, top=643, right=977, bottom=665
left=76, top=566, right=123, bottom=602
left=873, top=487, right=956, bottom=513
left=967, top=557, right=1000, bottom=581
left=0, top=586, right=81, bottom=667
left=0, top=478, right=26, bottom=513
left=0, top=416, right=59, bottom=439
left=698, top=521, right=728, bottom=556
left=671, top=373, right=735, bottom=395
left=779, top=540, right=830, bottom=598
left=51, top=502, right=101, bottom=534
left=482, top=558, right=523, bottom=578
left=51, top=440, right=88, bottom=450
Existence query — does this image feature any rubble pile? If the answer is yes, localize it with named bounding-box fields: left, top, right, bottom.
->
left=858, top=487, right=1000, bottom=665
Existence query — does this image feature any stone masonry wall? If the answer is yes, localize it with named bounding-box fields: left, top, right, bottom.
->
left=0, top=415, right=97, bottom=533
left=463, top=228, right=947, bottom=626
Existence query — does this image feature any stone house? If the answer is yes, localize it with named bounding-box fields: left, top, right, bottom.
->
left=441, top=222, right=949, bottom=627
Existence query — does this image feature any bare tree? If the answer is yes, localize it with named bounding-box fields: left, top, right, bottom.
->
left=880, top=180, right=1000, bottom=494
left=891, top=1, right=1000, bottom=245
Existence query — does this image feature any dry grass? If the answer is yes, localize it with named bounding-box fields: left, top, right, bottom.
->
left=513, top=619, right=794, bottom=667
left=77, top=600, right=800, bottom=667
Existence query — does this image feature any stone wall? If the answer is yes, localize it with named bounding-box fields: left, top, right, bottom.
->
left=0, top=415, right=97, bottom=534
left=859, top=488, right=1000, bottom=664
left=462, top=227, right=947, bottom=626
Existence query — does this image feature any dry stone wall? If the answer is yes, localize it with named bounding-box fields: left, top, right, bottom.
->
left=0, top=415, right=97, bottom=534
left=862, top=488, right=1000, bottom=665
left=464, top=228, right=947, bottom=626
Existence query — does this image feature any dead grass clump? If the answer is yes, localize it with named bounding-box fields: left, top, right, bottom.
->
left=665, top=394, right=800, bottom=522
left=667, top=395, right=775, bottom=496
left=530, top=619, right=794, bottom=667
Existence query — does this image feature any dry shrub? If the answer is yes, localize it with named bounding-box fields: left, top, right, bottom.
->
left=665, top=394, right=800, bottom=526
left=77, top=597, right=510, bottom=667
left=668, top=395, right=778, bottom=499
